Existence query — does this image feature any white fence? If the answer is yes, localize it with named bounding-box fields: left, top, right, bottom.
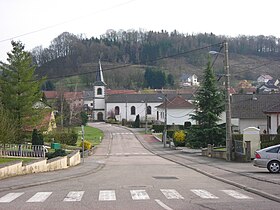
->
left=0, top=144, right=45, bottom=158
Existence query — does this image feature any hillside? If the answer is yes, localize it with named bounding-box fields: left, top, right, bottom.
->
left=33, top=30, right=280, bottom=90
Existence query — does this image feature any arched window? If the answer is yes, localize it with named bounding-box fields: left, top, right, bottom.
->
left=97, top=88, right=102, bottom=95
left=147, top=106, right=151, bottom=115
left=115, top=106, right=120, bottom=115
left=131, top=106, right=136, bottom=115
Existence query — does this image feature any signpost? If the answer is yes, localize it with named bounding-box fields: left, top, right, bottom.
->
left=81, top=125, right=85, bottom=163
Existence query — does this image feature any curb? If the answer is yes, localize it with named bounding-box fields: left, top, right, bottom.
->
left=0, top=162, right=105, bottom=192
left=131, top=130, right=280, bottom=203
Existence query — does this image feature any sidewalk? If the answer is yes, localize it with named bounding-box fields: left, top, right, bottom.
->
left=0, top=154, right=103, bottom=192
left=135, top=132, right=280, bottom=202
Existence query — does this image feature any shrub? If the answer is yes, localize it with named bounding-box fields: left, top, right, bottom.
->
left=173, top=130, right=186, bottom=147
left=46, top=149, right=67, bottom=159
left=50, top=129, right=78, bottom=146
left=32, top=129, right=44, bottom=145
left=80, top=140, right=92, bottom=150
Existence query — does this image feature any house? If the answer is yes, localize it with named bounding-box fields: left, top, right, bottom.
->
left=257, top=83, right=279, bottom=93
left=105, top=93, right=194, bottom=123
left=179, top=73, right=199, bottom=87
left=257, top=74, right=273, bottom=84
left=156, top=95, right=196, bottom=126
left=263, top=103, right=280, bottom=134
left=230, top=93, right=280, bottom=133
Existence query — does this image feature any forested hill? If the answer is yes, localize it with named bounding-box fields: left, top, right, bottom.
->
left=32, top=30, right=280, bottom=90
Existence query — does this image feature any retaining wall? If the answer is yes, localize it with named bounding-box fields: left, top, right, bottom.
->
left=0, top=150, right=81, bottom=180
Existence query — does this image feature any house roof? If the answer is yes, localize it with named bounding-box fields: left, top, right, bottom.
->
left=263, top=103, right=280, bottom=113
left=156, top=95, right=194, bottom=109
left=106, top=93, right=193, bottom=103
left=43, top=91, right=83, bottom=100
left=231, top=94, right=280, bottom=119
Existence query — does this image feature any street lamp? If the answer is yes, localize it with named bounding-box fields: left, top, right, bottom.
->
left=158, top=94, right=167, bottom=148
left=209, top=41, right=232, bottom=161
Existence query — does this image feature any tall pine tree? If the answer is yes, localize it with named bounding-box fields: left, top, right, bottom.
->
left=0, top=41, right=45, bottom=143
left=189, top=58, right=225, bottom=148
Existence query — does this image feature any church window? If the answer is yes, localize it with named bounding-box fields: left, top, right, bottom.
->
left=115, top=106, right=120, bottom=115
left=147, top=106, right=152, bottom=115
left=131, top=106, right=136, bottom=115
left=97, top=88, right=102, bottom=95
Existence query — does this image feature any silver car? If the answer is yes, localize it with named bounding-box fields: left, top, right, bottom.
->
left=253, top=144, right=280, bottom=173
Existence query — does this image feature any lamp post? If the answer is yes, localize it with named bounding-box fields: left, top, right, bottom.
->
left=145, top=100, right=148, bottom=134
left=163, top=94, right=167, bottom=148
left=158, top=94, right=167, bottom=147
left=209, top=40, right=232, bottom=161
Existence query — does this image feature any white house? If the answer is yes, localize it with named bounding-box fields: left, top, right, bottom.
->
left=257, top=74, right=273, bottom=84
left=180, top=73, right=199, bottom=87
left=263, top=103, right=280, bottom=134
left=155, top=95, right=196, bottom=125
left=231, top=94, right=280, bottom=134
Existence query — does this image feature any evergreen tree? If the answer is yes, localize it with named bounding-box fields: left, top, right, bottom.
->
left=0, top=41, right=45, bottom=143
left=189, top=58, right=225, bottom=148
left=32, top=129, right=44, bottom=145
left=0, top=105, right=16, bottom=144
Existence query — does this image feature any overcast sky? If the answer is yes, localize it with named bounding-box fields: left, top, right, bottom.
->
left=0, top=0, right=279, bottom=62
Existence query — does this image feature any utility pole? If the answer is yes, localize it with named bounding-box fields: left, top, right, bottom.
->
left=163, top=94, right=167, bottom=148
left=145, top=100, right=148, bottom=134
left=224, top=40, right=232, bottom=161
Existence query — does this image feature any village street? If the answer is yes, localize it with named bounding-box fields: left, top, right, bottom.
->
left=0, top=123, right=279, bottom=210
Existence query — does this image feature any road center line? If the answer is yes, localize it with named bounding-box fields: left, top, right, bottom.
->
left=155, top=199, right=173, bottom=210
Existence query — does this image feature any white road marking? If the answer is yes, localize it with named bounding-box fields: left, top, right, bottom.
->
left=99, top=190, right=116, bottom=201
left=0, top=193, right=24, bottom=203
left=155, top=199, right=174, bottom=210
left=130, top=190, right=150, bottom=200
left=160, top=189, right=184, bottom=199
left=191, top=189, right=218, bottom=199
left=63, top=191, right=84, bottom=202
left=221, top=190, right=253, bottom=199
left=26, top=192, right=52, bottom=202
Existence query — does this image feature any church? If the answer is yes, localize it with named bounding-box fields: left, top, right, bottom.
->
left=83, top=61, right=197, bottom=126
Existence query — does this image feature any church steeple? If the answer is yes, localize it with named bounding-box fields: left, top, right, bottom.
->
left=95, top=59, right=106, bottom=85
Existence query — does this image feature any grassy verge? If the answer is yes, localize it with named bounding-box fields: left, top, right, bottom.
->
left=74, top=125, right=104, bottom=146
left=0, top=157, right=35, bottom=165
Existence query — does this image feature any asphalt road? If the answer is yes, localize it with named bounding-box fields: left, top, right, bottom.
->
left=0, top=123, right=279, bottom=210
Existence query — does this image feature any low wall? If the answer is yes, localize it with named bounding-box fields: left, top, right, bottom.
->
left=47, top=156, right=68, bottom=171
left=201, top=145, right=227, bottom=160
left=0, top=161, right=22, bottom=179
left=67, top=150, right=80, bottom=167
left=0, top=150, right=81, bottom=180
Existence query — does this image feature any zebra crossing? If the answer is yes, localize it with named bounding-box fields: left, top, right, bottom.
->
left=0, top=188, right=253, bottom=203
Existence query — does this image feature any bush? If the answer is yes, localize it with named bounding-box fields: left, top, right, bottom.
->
left=49, top=129, right=78, bottom=146
left=32, top=129, right=44, bottom=145
left=46, top=149, right=67, bottom=159
left=80, top=140, right=92, bottom=150
left=173, top=130, right=186, bottom=147
left=134, top=114, right=140, bottom=128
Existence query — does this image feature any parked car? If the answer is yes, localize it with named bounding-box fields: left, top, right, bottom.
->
left=253, top=144, right=280, bottom=173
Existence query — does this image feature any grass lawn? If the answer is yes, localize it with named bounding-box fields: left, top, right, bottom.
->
left=0, top=157, right=35, bottom=165
left=75, top=125, right=104, bottom=146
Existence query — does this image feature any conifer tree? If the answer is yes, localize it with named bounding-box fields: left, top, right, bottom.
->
left=0, top=41, right=45, bottom=143
left=189, top=58, right=225, bottom=148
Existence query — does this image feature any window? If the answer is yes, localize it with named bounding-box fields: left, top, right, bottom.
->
left=147, top=106, right=151, bottom=115
left=131, top=106, right=136, bottom=115
left=115, top=106, right=120, bottom=115
left=266, top=147, right=280, bottom=153
left=97, top=88, right=102, bottom=95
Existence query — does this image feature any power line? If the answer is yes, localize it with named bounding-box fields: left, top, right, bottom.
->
left=0, top=0, right=137, bottom=44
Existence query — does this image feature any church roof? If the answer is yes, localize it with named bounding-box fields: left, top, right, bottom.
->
left=94, top=60, right=106, bottom=86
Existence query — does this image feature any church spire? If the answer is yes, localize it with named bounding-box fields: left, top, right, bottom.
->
left=95, top=59, right=106, bottom=85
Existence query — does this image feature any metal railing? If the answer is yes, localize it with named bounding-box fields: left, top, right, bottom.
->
left=0, top=144, right=45, bottom=158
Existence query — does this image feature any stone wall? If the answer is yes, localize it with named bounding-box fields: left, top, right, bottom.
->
left=0, top=150, right=81, bottom=180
